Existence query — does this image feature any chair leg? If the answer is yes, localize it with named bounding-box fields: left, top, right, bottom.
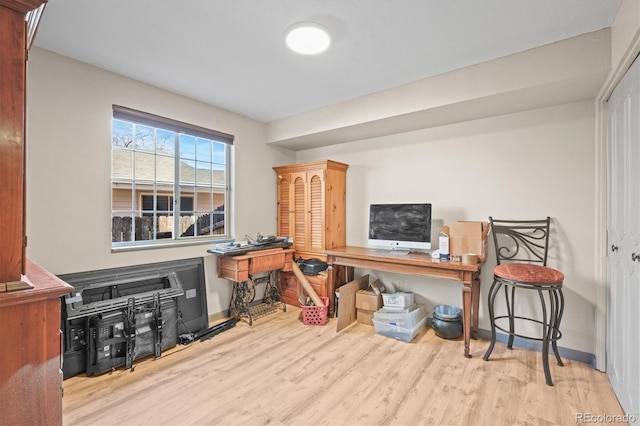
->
left=550, top=288, right=564, bottom=367
left=538, top=289, right=553, bottom=386
left=506, top=286, right=515, bottom=349
left=483, top=280, right=501, bottom=361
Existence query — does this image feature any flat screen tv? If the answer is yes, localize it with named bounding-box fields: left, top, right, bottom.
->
left=368, top=203, right=432, bottom=252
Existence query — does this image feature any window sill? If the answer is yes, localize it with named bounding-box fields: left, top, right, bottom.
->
left=111, top=237, right=234, bottom=253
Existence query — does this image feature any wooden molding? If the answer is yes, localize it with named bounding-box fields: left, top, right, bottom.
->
left=0, top=0, right=46, bottom=14
left=1, top=281, right=34, bottom=292
left=25, top=1, right=45, bottom=49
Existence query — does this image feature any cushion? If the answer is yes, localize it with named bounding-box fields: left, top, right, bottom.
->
left=494, top=263, right=564, bottom=284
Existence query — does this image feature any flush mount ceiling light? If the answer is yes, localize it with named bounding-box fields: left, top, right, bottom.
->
left=286, top=22, right=331, bottom=55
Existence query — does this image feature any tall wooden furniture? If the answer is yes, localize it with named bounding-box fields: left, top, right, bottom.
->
left=274, top=160, right=348, bottom=259
left=0, top=0, right=46, bottom=289
left=273, top=160, right=348, bottom=309
left=0, top=2, right=74, bottom=425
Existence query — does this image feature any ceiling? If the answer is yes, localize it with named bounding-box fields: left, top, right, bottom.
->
left=34, top=0, right=621, bottom=123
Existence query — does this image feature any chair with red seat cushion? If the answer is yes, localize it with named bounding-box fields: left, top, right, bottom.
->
left=483, top=217, right=564, bottom=386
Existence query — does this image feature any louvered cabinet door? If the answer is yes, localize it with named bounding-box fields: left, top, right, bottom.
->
left=307, top=170, right=326, bottom=254
left=276, top=174, right=291, bottom=238
left=291, top=172, right=308, bottom=253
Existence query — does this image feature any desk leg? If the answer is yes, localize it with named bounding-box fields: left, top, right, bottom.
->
left=326, top=257, right=335, bottom=316
left=462, top=272, right=480, bottom=358
left=472, top=271, right=480, bottom=339
left=326, top=258, right=354, bottom=317
left=463, top=284, right=472, bottom=358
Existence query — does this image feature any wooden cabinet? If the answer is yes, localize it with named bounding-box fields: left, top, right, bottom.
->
left=274, top=160, right=348, bottom=260
left=280, top=271, right=328, bottom=306
left=0, top=261, right=73, bottom=426
left=0, top=2, right=73, bottom=425
left=273, top=160, right=347, bottom=309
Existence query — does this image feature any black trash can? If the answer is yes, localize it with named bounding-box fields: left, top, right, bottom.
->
left=431, top=304, right=462, bottom=339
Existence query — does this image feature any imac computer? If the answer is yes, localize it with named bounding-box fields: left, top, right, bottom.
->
left=367, top=203, right=432, bottom=254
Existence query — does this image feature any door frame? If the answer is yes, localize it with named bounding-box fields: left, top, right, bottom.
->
left=595, top=30, right=640, bottom=371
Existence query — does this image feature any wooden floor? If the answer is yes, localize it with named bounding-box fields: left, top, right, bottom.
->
left=63, top=306, right=625, bottom=426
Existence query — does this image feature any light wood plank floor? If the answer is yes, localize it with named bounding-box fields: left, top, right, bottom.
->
left=63, top=306, right=625, bottom=426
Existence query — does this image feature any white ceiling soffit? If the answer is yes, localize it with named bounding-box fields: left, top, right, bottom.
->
left=266, top=28, right=612, bottom=150
left=35, top=0, right=620, bottom=128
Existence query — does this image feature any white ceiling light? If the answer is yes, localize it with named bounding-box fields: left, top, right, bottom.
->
left=286, top=22, right=331, bottom=55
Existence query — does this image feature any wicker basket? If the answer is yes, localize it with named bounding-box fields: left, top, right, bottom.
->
left=300, top=297, right=329, bottom=326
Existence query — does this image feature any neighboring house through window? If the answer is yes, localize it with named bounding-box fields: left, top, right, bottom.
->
left=111, top=105, right=233, bottom=248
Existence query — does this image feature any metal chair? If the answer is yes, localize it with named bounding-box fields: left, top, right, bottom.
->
left=483, top=217, right=564, bottom=386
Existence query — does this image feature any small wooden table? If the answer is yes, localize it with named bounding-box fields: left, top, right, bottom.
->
left=212, top=247, right=294, bottom=325
left=325, top=246, right=482, bottom=358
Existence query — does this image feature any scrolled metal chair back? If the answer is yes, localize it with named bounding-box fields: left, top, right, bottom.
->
left=489, top=217, right=551, bottom=266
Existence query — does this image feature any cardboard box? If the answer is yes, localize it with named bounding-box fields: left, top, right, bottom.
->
left=356, top=308, right=375, bottom=326
left=336, top=275, right=370, bottom=332
left=369, top=279, right=386, bottom=295
left=356, top=289, right=382, bottom=311
left=449, top=221, right=491, bottom=262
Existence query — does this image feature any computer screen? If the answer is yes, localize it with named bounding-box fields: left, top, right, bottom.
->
left=368, top=203, right=432, bottom=251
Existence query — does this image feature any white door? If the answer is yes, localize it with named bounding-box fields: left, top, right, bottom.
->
left=607, top=54, right=640, bottom=422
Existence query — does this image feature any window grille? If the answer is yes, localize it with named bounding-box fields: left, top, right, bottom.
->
left=111, top=105, right=233, bottom=248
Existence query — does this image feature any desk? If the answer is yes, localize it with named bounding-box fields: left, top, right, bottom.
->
left=212, top=247, right=294, bottom=325
left=325, top=246, right=482, bottom=358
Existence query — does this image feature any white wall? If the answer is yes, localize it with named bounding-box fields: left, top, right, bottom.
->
left=296, top=101, right=597, bottom=355
left=26, top=47, right=295, bottom=317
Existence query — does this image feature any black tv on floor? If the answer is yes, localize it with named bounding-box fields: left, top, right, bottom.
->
left=58, top=257, right=208, bottom=378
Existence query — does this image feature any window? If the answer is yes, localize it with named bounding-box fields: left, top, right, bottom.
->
left=111, top=105, right=233, bottom=248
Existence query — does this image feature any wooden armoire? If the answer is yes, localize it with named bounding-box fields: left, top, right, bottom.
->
left=273, top=160, right=348, bottom=312
left=0, top=2, right=73, bottom=425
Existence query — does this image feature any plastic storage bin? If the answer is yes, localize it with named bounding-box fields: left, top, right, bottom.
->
left=381, top=292, right=415, bottom=309
left=372, top=304, right=427, bottom=342
left=376, top=304, right=416, bottom=315
left=373, top=304, right=426, bottom=329
left=300, top=297, right=329, bottom=325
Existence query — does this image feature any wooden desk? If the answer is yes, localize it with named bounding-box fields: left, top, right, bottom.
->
left=213, top=247, right=294, bottom=325
left=325, top=246, right=482, bottom=358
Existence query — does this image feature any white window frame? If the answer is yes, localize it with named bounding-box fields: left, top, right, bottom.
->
left=111, top=105, right=233, bottom=250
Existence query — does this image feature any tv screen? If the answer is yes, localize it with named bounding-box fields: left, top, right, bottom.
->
left=368, top=203, right=432, bottom=251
